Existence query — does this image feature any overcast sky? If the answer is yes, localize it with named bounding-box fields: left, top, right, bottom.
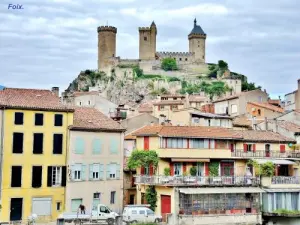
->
left=0, top=0, right=299, bottom=98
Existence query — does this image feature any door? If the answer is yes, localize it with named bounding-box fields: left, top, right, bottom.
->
left=10, top=198, right=23, bottom=221
left=278, top=165, right=289, bottom=176
left=129, top=195, right=135, bottom=205
left=265, top=144, right=270, bottom=157
left=144, top=137, right=149, bottom=150
left=221, top=162, right=234, bottom=184
left=161, top=195, right=171, bottom=222
left=197, top=163, right=204, bottom=176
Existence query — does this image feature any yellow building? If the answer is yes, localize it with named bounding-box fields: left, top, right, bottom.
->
left=132, top=125, right=298, bottom=224
left=0, top=88, right=73, bottom=222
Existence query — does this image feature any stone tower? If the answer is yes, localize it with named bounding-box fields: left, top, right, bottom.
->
left=139, top=21, right=157, bottom=60
left=97, top=25, right=117, bottom=70
left=188, top=18, right=206, bottom=63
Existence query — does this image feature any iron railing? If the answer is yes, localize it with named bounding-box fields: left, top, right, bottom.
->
left=232, top=149, right=300, bottom=158
left=135, top=175, right=260, bottom=186
left=271, top=176, right=300, bottom=184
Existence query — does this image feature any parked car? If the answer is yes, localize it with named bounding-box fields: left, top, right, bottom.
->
left=123, top=205, right=162, bottom=224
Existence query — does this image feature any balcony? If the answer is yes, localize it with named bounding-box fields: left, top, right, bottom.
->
left=232, top=149, right=300, bottom=159
left=157, top=148, right=232, bottom=159
left=272, top=176, right=300, bottom=185
left=134, top=175, right=260, bottom=187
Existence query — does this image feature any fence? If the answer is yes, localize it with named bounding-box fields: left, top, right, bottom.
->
left=232, top=149, right=300, bottom=158
left=272, top=176, right=300, bottom=184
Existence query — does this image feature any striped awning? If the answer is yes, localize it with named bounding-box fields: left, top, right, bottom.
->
left=254, top=159, right=296, bottom=165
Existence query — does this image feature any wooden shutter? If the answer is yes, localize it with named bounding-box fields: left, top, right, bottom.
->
left=106, top=164, right=111, bottom=179
left=61, top=166, right=66, bottom=187
left=243, top=144, right=248, bottom=152
left=89, top=164, right=93, bottom=180
left=205, top=163, right=209, bottom=176
left=144, top=137, right=150, bottom=151
left=75, top=137, right=84, bottom=154
left=280, top=145, right=286, bottom=153
left=92, top=139, right=102, bottom=154
left=81, top=164, right=86, bottom=180
left=141, top=166, right=145, bottom=175
left=116, top=164, right=120, bottom=179
left=170, top=163, right=174, bottom=176
left=253, top=144, right=256, bottom=153
left=183, top=163, right=187, bottom=173
left=149, top=164, right=154, bottom=175
left=47, top=166, right=52, bottom=187
left=99, top=164, right=104, bottom=180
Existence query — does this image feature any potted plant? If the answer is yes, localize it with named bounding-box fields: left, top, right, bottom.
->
left=260, top=162, right=275, bottom=187
left=190, top=166, right=197, bottom=176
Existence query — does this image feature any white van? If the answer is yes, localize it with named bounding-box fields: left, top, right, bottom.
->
left=123, top=205, right=162, bottom=224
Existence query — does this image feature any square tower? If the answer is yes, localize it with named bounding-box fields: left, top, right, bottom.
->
left=188, top=18, right=206, bottom=63
left=139, top=21, right=157, bottom=60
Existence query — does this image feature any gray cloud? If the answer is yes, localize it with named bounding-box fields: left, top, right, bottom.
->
left=0, top=0, right=299, bottom=97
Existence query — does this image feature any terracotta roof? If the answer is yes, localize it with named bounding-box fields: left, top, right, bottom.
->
left=69, top=107, right=125, bottom=131
left=264, top=120, right=300, bottom=133
left=161, top=94, right=185, bottom=98
left=125, top=134, right=136, bottom=140
left=189, top=95, right=207, bottom=102
left=233, top=115, right=252, bottom=128
left=190, top=111, right=231, bottom=119
left=73, top=91, right=99, bottom=97
left=137, top=102, right=153, bottom=113
left=153, top=100, right=185, bottom=106
left=0, top=88, right=73, bottom=112
left=132, top=125, right=295, bottom=143
left=248, top=102, right=284, bottom=113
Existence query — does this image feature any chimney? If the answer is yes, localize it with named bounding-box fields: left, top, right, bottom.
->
left=51, top=87, right=59, bottom=97
left=264, top=117, right=268, bottom=130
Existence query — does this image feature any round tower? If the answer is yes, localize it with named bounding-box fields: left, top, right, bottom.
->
left=188, top=18, right=206, bottom=63
left=97, top=25, right=117, bottom=70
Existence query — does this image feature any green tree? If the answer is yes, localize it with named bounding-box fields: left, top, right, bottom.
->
left=206, top=81, right=230, bottom=100
left=133, top=65, right=143, bottom=78
left=145, top=186, right=157, bottom=211
left=161, top=58, right=178, bottom=71
left=218, top=60, right=228, bottom=70
left=127, top=150, right=159, bottom=170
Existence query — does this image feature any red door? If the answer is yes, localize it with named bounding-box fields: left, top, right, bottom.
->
left=161, top=195, right=171, bottom=222
left=220, top=162, right=234, bottom=176
left=144, top=137, right=149, bottom=150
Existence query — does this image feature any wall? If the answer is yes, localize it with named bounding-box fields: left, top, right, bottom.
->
left=279, top=111, right=300, bottom=126
left=239, top=90, right=269, bottom=115
left=285, top=92, right=296, bottom=111
left=247, top=103, right=282, bottom=119
left=0, top=109, right=3, bottom=200
left=0, top=109, right=73, bottom=222
left=98, top=29, right=116, bottom=70
left=66, top=130, right=124, bottom=214
left=189, top=36, right=206, bottom=63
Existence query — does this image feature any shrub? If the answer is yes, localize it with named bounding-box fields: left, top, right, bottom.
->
left=161, top=58, right=178, bottom=71
left=190, top=167, right=197, bottom=176
left=164, top=168, right=171, bottom=176
left=145, top=186, right=157, bottom=211
left=261, top=162, right=275, bottom=177
left=168, top=77, right=181, bottom=82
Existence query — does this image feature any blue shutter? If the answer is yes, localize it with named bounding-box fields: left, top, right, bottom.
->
left=92, top=139, right=102, bottom=154
left=89, top=164, right=93, bottom=180
left=71, top=165, right=75, bottom=180
left=75, top=137, right=84, bottom=154
left=110, top=138, right=118, bottom=154
left=116, top=164, right=120, bottom=179
left=99, top=164, right=104, bottom=180
left=106, top=164, right=111, bottom=179
left=81, top=164, right=86, bottom=180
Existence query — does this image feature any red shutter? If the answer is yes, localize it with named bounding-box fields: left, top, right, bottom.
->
left=187, top=139, right=190, bottom=149
left=149, top=164, right=154, bottom=175
left=158, top=105, right=160, bottom=111
left=170, top=163, right=174, bottom=176
left=183, top=163, right=187, bottom=173
left=144, top=137, right=149, bottom=151
left=253, top=144, right=256, bottom=153
left=243, top=144, right=248, bottom=152
left=141, top=167, right=145, bottom=175
left=280, top=145, right=286, bottom=153
left=208, top=139, right=211, bottom=149
left=230, top=143, right=234, bottom=152
left=205, top=163, right=209, bottom=176
left=214, top=140, right=217, bottom=149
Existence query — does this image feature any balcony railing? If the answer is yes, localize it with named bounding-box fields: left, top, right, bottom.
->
left=272, top=176, right=300, bottom=184
left=135, top=175, right=260, bottom=186
left=232, top=150, right=300, bottom=158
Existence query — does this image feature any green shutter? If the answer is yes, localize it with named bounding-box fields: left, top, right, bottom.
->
left=81, top=164, right=86, bottom=180
left=75, top=137, right=84, bottom=154
left=89, top=164, right=93, bottom=180
left=99, top=164, right=104, bottom=180
left=106, top=164, right=111, bottom=179
left=92, top=139, right=102, bottom=154
left=116, top=164, right=120, bottom=179
left=71, top=199, right=82, bottom=212
left=110, top=138, right=118, bottom=154
left=71, top=165, right=75, bottom=180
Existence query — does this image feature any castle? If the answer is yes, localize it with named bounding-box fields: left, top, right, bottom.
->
left=97, top=19, right=207, bottom=74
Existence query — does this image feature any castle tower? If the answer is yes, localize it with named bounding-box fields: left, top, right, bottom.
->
left=188, top=18, right=206, bottom=63
left=97, top=25, right=117, bottom=70
left=139, top=21, right=157, bottom=60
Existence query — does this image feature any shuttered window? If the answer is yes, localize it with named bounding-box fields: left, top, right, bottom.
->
left=110, top=138, right=118, bottom=154
left=74, top=137, right=84, bottom=154
left=71, top=199, right=82, bottom=212
left=92, top=139, right=102, bottom=154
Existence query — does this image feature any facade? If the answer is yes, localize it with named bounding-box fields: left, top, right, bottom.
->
left=132, top=125, right=298, bottom=224
left=246, top=102, right=284, bottom=119
left=0, top=88, right=74, bottom=222
left=66, top=107, right=125, bottom=214
left=214, top=89, right=269, bottom=116
left=284, top=79, right=300, bottom=111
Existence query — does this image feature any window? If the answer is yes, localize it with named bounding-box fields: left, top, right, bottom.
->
left=93, top=193, right=101, bottom=210
left=47, top=166, right=66, bottom=187
left=192, top=118, right=200, bottom=124
left=109, top=164, right=116, bottom=178
left=147, top=209, right=154, bottom=215
left=191, top=139, right=209, bottom=149
left=165, top=138, right=188, bottom=148
left=174, top=163, right=182, bottom=176
left=179, top=58, right=182, bottom=61
left=32, top=166, right=42, bottom=188
left=110, top=191, right=116, bottom=204
left=13, top=132, right=24, bottom=153
left=53, top=134, right=63, bottom=154
left=14, top=112, right=24, bottom=125
left=11, top=166, right=22, bottom=187
left=171, top=105, right=178, bottom=110
left=208, top=119, right=211, bottom=126
left=71, top=199, right=82, bottom=212
left=258, top=96, right=263, bottom=102
left=91, top=164, right=99, bottom=180
left=159, top=105, right=165, bottom=110
left=57, top=202, right=61, bottom=211
left=139, top=210, right=145, bottom=215
left=33, top=133, right=43, bottom=154
left=257, top=109, right=261, bottom=116
left=73, top=164, right=82, bottom=181
left=132, top=210, right=137, bottom=214
left=88, top=100, right=91, bottom=105
left=54, top=114, right=63, bottom=126
left=185, top=58, right=188, bottom=61
left=231, top=104, right=238, bottom=114
left=247, top=144, right=252, bottom=152
left=94, top=192, right=101, bottom=199
left=79, top=101, right=82, bottom=106
left=144, top=166, right=150, bottom=175
left=35, top=113, right=44, bottom=126
left=144, top=36, right=147, bottom=41
left=100, top=206, right=109, bottom=213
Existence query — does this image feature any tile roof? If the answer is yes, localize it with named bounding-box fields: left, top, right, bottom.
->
left=132, top=125, right=295, bottom=143
left=189, top=18, right=206, bottom=35
left=69, top=107, right=125, bottom=132
left=137, top=102, right=153, bottom=113
left=213, top=90, right=263, bottom=103
left=248, top=102, right=284, bottom=113
left=232, top=115, right=252, bottom=128
left=190, top=111, right=231, bottom=119
left=125, top=134, right=136, bottom=140
left=0, top=88, right=73, bottom=112
left=188, top=95, right=207, bottom=102
left=153, top=100, right=185, bottom=106
left=161, top=94, right=185, bottom=98
left=264, top=120, right=300, bottom=133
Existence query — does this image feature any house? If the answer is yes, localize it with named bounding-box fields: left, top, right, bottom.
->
left=66, top=107, right=125, bottom=214
left=120, top=113, right=159, bottom=134
left=152, top=95, right=187, bottom=118
left=247, top=102, right=284, bottom=119
left=132, top=125, right=298, bottom=225
left=0, top=88, right=74, bottom=222
left=284, top=79, right=300, bottom=111
left=188, top=94, right=209, bottom=109
left=213, top=89, right=269, bottom=116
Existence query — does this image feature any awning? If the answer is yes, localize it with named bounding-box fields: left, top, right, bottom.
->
left=263, top=189, right=300, bottom=193
left=254, top=159, right=296, bottom=165
left=179, top=187, right=264, bottom=194
left=171, top=158, right=210, bottom=162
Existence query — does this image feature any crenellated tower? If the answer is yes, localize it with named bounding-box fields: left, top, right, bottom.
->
left=97, top=25, right=117, bottom=70
left=188, top=18, right=206, bottom=63
left=139, top=21, right=157, bottom=60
